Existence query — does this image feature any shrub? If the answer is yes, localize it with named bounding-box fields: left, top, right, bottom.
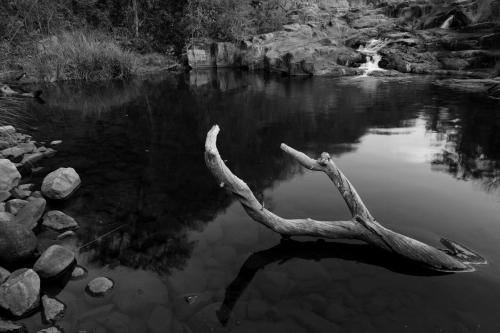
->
left=32, top=31, right=136, bottom=81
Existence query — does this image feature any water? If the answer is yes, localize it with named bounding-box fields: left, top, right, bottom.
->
left=11, top=70, right=500, bottom=332
left=440, top=15, right=454, bottom=29
left=357, top=39, right=387, bottom=76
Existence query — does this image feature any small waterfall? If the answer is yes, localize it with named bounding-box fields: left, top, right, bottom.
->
left=357, top=39, right=387, bottom=76
left=440, top=15, right=454, bottom=29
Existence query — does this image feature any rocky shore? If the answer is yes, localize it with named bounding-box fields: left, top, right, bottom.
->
left=187, top=0, right=500, bottom=79
left=0, top=126, right=113, bottom=333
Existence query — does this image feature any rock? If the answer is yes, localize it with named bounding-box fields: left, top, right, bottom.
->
left=50, top=140, right=62, bottom=146
left=1, top=147, right=24, bottom=160
left=5, top=199, right=27, bottom=215
left=33, top=245, right=75, bottom=278
left=86, top=277, right=114, bottom=296
left=13, top=197, right=46, bottom=229
left=0, top=220, right=37, bottom=263
left=0, top=266, right=10, bottom=283
left=10, top=187, right=30, bottom=200
left=0, top=191, right=10, bottom=202
left=0, top=203, right=4, bottom=212
left=42, top=295, right=66, bottom=323
left=0, top=212, right=14, bottom=222
left=0, top=319, right=26, bottom=333
left=42, top=211, right=79, bottom=232
left=0, top=126, right=16, bottom=135
left=70, top=266, right=87, bottom=280
left=36, top=327, right=62, bottom=333
left=0, top=269, right=40, bottom=317
left=57, top=230, right=76, bottom=240
left=0, top=159, right=21, bottom=192
left=41, top=168, right=81, bottom=200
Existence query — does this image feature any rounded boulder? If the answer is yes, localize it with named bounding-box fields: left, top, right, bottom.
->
left=33, top=245, right=75, bottom=279
left=41, top=168, right=81, bottom=200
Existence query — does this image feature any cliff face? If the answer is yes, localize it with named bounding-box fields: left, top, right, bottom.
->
left=187, top=0, right=500, bottom=77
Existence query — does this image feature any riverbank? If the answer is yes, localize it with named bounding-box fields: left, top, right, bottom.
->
left=186, top=0, right=500, bottom=79
left=0, top=31, right=182, bottom=84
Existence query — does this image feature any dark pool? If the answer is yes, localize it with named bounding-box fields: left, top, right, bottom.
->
left=12, top=70, right=500, bottom=332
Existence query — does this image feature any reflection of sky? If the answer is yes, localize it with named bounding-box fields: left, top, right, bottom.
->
left=361, top=118, right=445, bottom=164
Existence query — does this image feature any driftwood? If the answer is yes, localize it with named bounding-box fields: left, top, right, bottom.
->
left=205, top=125, right=486, bottom=272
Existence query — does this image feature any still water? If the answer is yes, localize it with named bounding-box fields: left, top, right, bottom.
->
left=13, top=70, right=500, bottom=332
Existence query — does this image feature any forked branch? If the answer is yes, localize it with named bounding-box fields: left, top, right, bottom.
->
left=205, top=125, right=485, bottom=272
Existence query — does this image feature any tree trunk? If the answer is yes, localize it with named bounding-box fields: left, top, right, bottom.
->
left=132, top=0, right=139, bottom=38
left=204, top=125, right=486, bottom=273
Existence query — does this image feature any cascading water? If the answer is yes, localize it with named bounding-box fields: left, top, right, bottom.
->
left=357, top=39, right=387, bottom=76
left=440, top=15, right=454, bottom=29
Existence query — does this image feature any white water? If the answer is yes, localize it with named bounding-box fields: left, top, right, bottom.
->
left=357, top=39, right=387, bottom=76
left=440, top=15, right=454, bottom=29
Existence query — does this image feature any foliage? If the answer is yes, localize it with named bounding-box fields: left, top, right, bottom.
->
left=32, top=30, right=135, bottom=81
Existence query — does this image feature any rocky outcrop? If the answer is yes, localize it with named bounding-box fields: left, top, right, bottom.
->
left=186, top=0, right=500, bottom=78
left=41, top=168, right=81, bottom=200
left=0, top=269, right=40, bottom=317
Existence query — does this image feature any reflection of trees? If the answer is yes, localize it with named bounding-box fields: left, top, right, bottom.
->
left=427, top=99, right=500, bottom=193
left=22, top=71, right=500, bottom=273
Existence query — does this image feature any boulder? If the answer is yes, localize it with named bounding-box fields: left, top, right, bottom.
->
left=13, top=197, right=46, bottom=230
left=0, top=191, right=10, bottom=202
left=41, top=295, right=65, bottom=323
left=33, top=245, right=75, bottom=279
left=0, top=319, right=26, bottom=333
left=5, top=199, right=27, bottom=215
left=0, top=266, right=10, bottom=283
left=86, top=277, right=114, bottom=296
left=42, top=211, right=79, bottom=232
left=0, top=159, right=20, bottom=192
left=0, top=269, right=40, bottom=317
left=0, top=220, right=37, bottom=263
left=41, top=168, right=81, bottom=200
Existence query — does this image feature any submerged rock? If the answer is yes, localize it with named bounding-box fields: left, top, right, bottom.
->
left=70, top=265, right=87, bottom=280
left=0, top=268, right=40, bottom=317
left=42, top=211, right=79, bottom=232
left=0, top=220, right=37, bottom=263
left=41, top=295, right=65, bottom=323
left=33, top=245, right=75, bottom=279
left=0, top=159, right=21, bottom=192
left=86, top=277, right=114, bottom=296
left=41, top=167, right=81, bottom=200
left=0, top=319, right=26, bottom=333
left=13, top=197, right=46, bottom=229
left=57, top=230, right=76, bottom=240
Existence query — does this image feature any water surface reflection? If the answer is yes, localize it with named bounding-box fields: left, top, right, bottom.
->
left=14, top=70, right=500, bottom=332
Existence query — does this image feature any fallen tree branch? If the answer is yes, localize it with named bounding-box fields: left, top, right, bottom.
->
left=205, top=125, right=485, bottom=272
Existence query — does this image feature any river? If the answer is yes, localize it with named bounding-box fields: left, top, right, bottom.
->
left=13, top=70, right=500, bottom=332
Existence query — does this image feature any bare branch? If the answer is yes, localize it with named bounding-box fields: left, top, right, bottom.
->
left=205, top=125, right=484, bottom=272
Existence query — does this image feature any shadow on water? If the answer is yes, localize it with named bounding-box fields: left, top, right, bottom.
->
left=217, top=238, right=449, bottom=326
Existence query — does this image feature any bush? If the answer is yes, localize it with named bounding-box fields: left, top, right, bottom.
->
left=32, top=31, right=136, bottom=81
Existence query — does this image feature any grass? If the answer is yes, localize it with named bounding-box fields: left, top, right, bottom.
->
left=32, top=31, right=137, bottom=82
